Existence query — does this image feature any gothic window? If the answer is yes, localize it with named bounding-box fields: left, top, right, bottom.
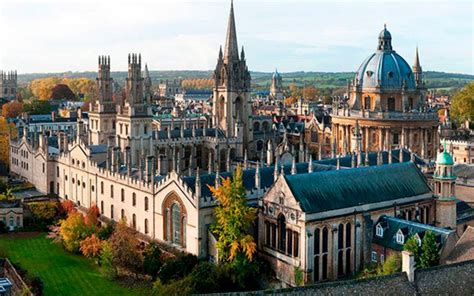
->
left=121, top=189, right=125, bottom=202
left=145, top=219, right=149, bottom=234
left=144, top=124, right=148, bottom=135
left=262, top=121, right=269, bottom=132
left=314, top=228, right=320, bottom=255
left=132, top=193, right=137, bottom=206
left=396, top=230, right=405, bottom=244
left=277, top=214, right=286, bottom=252
left=253, top=122, right=260, bottom=132
left=132, top=214, right=136, bottom=229
left=408, top=97, right=414, bottom=110
left=100, top=182, right=104, bottom=194
left=172, top=203, right=182, bottom=245
left=121, top=209, right=125, bottom=220
left=110, top=205, right=114, bottom=219
left=110, top=185, right=114, bottom=198
left=100, top=201, right=104, bottom=214
left=163, top=194, right=187, bottom=247
left=314, top=226, right=329, bottom=282
left=145, top=196, right=149, bottom=211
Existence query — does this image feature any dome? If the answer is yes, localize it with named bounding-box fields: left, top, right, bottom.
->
left=436, top=151, right=454, bottom=166
left=355, top=26, right=416, bottom=90
left=355, top=52, right=416, bottom=90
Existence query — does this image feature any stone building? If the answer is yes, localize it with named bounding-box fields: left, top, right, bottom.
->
left=0, top=201, right=23, bottom=231
left=331, top=26, right=439, bottom=160
left=270, top=69, right=284, bottom=100
left=158, top=79, right=182, bottom=98
left=446, top=140, right=474, bottom=164
left=0, top=70, right=17, bottom=101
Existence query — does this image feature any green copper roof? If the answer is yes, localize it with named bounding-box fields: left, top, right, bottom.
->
left=284, top=162, right=431, bottom=214
left=436, top=151, right=454, bottom=165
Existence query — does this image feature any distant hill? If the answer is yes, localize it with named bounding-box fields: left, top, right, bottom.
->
left=17, top=70, right=473, bottom=95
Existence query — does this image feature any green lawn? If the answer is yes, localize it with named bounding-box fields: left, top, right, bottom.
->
left=0, top=233, right=150, bottom=296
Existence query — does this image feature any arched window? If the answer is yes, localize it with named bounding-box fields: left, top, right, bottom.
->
left=100, top=182, right=104, bottom=194
left=121, top=209, right=125, bottom=220
left=172, top=203, right=182, bottom=245
left=253, top=121, right=260, bottom=132
left=144, top=219, right=149, bottom=234
left=121, top=189, right=125, bottom=202
left=278, top=214, right=286, bottom=252
left=364, top=96, right=371, bottom=110
left=100, top=201, right=104, bottom=214
left=110, top=205, right=114, bottom=219
left=110, top=185, right=114, bottom=198
left=132, top=193, right=136, bottom=206
left=311, top=130, right=318, bottom=143
left=145, top=196, right=149, bottom=211
left=132, top=214, right=136, bottom=229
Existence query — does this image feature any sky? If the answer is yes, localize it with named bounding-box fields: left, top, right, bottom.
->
left=0, top=0, right=472, bottom=74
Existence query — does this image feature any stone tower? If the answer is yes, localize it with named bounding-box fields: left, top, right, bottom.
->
left=89, top=56, right=117, bottom=145
left=213, top=1, right=252, bottom=157
left=413, top=47, right=423, bottom=88
left=434, top=141, right=457, bottom=229
left=144, top=63, right=153, bottom=103
left=0, top=70, right=17, bottom=100
left=270, top=69, right=283, bottom=100
left=116, top=54, right=153, bottom=167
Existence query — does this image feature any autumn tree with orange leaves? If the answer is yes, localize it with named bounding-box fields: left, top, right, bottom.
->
left=208, top=166, right=257, bottom=263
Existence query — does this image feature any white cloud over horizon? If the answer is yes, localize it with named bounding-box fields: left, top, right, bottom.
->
left=0, top=0, right=472, bottom=74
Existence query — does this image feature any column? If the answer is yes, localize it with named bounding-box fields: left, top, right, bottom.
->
left=378, top=128, right=383, bottom=151
left=408, top=128, right=414, bottom=151
left=342, top=125, right=346, bottom=155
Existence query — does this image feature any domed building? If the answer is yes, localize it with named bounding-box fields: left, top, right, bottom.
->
left=331, top=26, right=439, bottom=159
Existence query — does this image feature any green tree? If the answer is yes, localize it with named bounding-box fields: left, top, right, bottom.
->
left=208, top=166, right=257, bottom=263
left=100, top=240, right=117, bottom=279
left=59, top=211, right=94, bottom=252
left=420, top=230, right=440, bottom=268
left=143, top=242, right=163, bottom=280
left=23, top=99, right=52, bottom=115
left=403, top=236, right=421, bottom=267
left=450, top=82, right=474, bottom=125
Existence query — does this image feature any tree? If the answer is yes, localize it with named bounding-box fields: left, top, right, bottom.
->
left=59, top=211, right=93, bottom=252
left=450, top=82, right=474, bottom=125
left=80, top=234, right=103, bottom=259
left=143, top=242, right=163, bottom=280
left=50, top=84, right=76, bottom=100
left=208, top=166, right=257, bottom=263
left=108, top=220, right=143, bottom=276
left=403, top=236, right=421, bottom=267
left=100, top=241, right=117, bottom=279
left=2, top=101, right=24, bottom=118
left=60, top=200, right=75, bottom=216
left=23, top=100, right=52, bottom=115
left=0, top=116, right=18, bottom=172
left=302, top=86, right=319, bottom=100
left=419, top=230, right=440, bottom=268
left=85, top=203, right=100, bottom=227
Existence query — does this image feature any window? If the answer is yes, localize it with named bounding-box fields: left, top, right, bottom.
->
left=101, top=182, right=104, bottom=194
left=277, top=214, right=286, bottom=252
left=376, top=224, right=384, bottom=237
left=145, top=196, right=149, bottom=211
left=121, top=189, right=125, bottom=202
left=132, top=214, right=136, bottom=229
left=110, top=185, right=114, bottom=198
left=372, top=251, right=378, bottom=262
left=144, top=219, right=149, bottom=234
left=100, top=201, right=104, bottom=214
left=121, top=209, right=125, bottom=220
left=364, top=96, right=371, bottom=110
left=393, top=133, right=399, bottom=145
left=172, top=203, right=182, bottom=244
left=132, top=193, right=136, bottom=206
left=110, top=205, right=114, bottom=219
left=311, top=131, right=318, bottom=143
left=396, top=231, right=405, bottom=244
left=380, top=254, right=385, bottom=264
left=387, top=97, right=396, bottom=111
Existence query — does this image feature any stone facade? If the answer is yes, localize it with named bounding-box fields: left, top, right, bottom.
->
left=0, top=70, right=17, bottom=101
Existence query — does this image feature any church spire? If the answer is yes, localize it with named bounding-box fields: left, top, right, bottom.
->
left=413, top=46, right=423, bottom=87
left=224, top=0, right=239, bottom=63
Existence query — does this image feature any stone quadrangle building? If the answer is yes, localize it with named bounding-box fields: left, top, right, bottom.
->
left=8, top=2, right=472, bottom=287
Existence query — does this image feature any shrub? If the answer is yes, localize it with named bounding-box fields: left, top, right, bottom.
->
left=420, top=230, right=440, bottom=268
left=404, top=236, right=422, bottom=267
left=26, top=201, right=60, bottom=230
left=80, top=234, right=103, bottom=259
left=158, top=253, right=198, bottom=284
left=59, top=211, right=94, bottom=252
left=100, top=241, right=116, bottom=279
left=143, top=242, right=163, bottom=280
left=0, top=221, right=7, bottom=233
left=377, top=254, right=401, bottom=276
left=152, top=277, right=193, bottom=296
left=108, top=220, right=143, bottom=276
left=97, top=221, right=115, bottom=240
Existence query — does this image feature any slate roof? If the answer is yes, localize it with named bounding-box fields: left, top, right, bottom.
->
left=181, top=163, right=335, bottom=199
left=89, top=145, right=108, bottom=154
left=445, top=226, right=474, bottom=264
left=372, top=215, right=454, bottom=251
left=284, top=162, right=431, bottom=214
left=156, top=128, right=226, bottom=139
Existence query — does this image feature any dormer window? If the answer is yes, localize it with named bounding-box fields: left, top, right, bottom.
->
left=396, top=230, right=405, bottom=244
left=414, top=234, right=422, bottom=247
left=376, top=224, right=384, bottom=237
left=388, top=71, right=394, bottom=79
left=366, top=71, right=373, bottom=77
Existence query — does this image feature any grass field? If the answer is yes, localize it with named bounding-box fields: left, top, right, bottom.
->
left=0, top=233, right=150, bottom=296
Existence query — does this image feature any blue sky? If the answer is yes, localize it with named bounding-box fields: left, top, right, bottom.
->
left=0, top=0, right=472, bottom=74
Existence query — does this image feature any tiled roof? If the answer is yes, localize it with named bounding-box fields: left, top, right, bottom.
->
left=445, top=226, right=474, bottom=264
left=373, top=215, right=454, bottom=251
left=284, top=162, right=431, bottom=214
